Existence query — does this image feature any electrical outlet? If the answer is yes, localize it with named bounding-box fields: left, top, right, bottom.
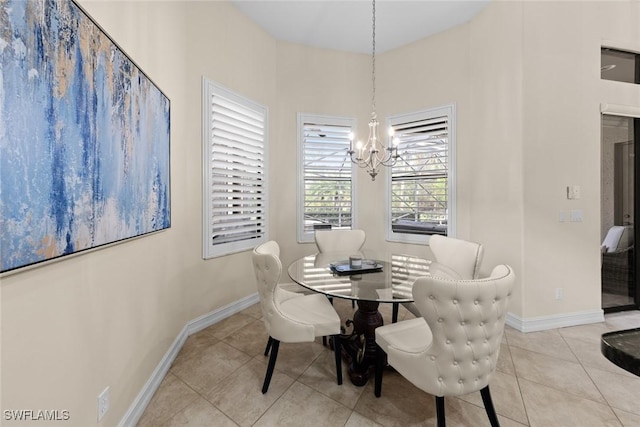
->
left=555, top=288, right=563, bottom=301
left=97, top=386, right=110, bottom=422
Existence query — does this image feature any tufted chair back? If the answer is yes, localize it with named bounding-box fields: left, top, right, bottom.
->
left=315, top=229, right=366, bottom=253
left=252, top=241, right=317, bottom=342
left=392, top=264, right=514, bottom=397
left=429, top=235, right=484, bottom=279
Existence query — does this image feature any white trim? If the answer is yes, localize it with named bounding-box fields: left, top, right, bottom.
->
left=385, top=103, right=456, bottom=244
left=505, top=309, right=605, bottom=333
left=118, top=298, right=602, bottom=424
left=202, top=77, right=269, bottom=259
left=602, top=39, right=640, bottom=55
left=296, top=113, right=358, bottom=243
left=118, top=293, right=260, bottom=427
left=601, top=103, right=640, bottom=118
left=187, top=293, right=260, bottom=335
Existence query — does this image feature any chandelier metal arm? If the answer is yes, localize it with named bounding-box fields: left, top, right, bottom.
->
left=348, top=0, right=398, bottom=181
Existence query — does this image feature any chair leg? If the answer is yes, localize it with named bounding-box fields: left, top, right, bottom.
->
left=262, top=338, right=280, bottom=394
left=392, top=303, right=399, bottom=323
left=435, top=396, right=446, bottom=427
left=480, top=385, right=500, bottom=427
left=332, top=335, right=343, bottom=385
left=264, top=336, right=273, bottom=356
left=374, top=344, right=385, bottom=397
left=323, top=297, right=334, bottom=347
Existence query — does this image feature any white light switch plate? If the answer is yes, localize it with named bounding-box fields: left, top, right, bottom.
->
left=567, top=185, right=581, bottom=199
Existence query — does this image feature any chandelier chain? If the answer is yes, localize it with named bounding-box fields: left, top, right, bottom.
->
left=371, top=0, right=376, bottom=114
left=348, top=0, right=398, bottom=181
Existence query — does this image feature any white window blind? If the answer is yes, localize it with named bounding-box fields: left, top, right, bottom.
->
left=203, top=78, right=268, bottom=258
left=387, top=105, right=455, bottom=243
left=297, top=114, right=356, bottom=243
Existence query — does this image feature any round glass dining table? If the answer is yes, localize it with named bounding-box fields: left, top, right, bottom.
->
left=287, top=250, right=456, bottom=385
left=287, top=250, right=454, bottom=303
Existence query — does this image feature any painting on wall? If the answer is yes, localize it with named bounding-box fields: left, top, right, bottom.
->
left=0, top=0, right=171, bottom=274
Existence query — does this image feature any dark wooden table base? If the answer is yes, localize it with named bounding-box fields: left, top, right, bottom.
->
left=340, top=300, right=384, bottom=386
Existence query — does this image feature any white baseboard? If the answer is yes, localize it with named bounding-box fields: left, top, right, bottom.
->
left=118, top=292, right=260, bottom=427
left=506, top=309, right=605, bottom=333
left=117, top=298, right=603, bottom=425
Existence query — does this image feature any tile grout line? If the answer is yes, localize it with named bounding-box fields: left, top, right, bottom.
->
left=559, top=321, right=629, bottom=426
left=503, top=335, right=532, bottom=427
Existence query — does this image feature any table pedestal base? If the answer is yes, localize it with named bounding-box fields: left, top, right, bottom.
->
left=341, top=300, right=383, bottom=386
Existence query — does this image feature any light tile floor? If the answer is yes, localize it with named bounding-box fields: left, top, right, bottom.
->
left=137, top=300, right=640, bottom=427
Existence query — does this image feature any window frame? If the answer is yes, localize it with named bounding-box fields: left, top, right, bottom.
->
left=385, top=104, right=456, bottom=245
left=202, top=77, right=268, bottom=258
left=296, top=113, right=358, bottom=243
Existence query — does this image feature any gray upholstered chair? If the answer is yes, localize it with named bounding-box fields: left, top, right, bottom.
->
left=375, top=264, right=515, bottom=427
left=252, top=241, right=343, bottom=393
left=398, top=235, right=484, bottom=321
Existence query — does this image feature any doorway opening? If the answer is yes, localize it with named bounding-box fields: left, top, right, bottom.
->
left=601, top=114, right=639, bottom=312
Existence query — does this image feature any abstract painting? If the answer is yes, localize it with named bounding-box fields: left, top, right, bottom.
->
left=0, top=0, right=171, bottom=274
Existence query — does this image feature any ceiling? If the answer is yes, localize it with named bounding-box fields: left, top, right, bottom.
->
left=230, top=0, right=491, bottom=54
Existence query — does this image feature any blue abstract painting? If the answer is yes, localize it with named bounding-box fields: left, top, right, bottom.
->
left=0, top=0, right=171, bottom=273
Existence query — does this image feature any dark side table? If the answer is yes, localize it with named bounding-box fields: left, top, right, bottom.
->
left=601, top=328, right=640, bottom=376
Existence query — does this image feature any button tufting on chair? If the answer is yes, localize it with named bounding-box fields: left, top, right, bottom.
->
left=374, top=264, right=515, bottom=427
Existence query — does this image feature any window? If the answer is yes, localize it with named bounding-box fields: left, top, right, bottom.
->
left=202, top=78, right=268, bottom=258
left=297, top=114, right=357, bottom=243
left=601, top=47, right=640, bottom=84
left=386, top=104, right=455, bottom=244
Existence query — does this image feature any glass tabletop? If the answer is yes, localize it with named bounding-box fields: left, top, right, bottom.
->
left=287, top=250, right=457, bottom=303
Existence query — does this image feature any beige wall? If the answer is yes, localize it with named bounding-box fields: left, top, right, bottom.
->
left=272, top=41, right=369, bottom=264
left=3, top=1, right=640, bottom=425
left=467, top=1, right=525, bottom=315
left=1, top=1, right=276, bottom=426
left=519, top=1, right=640, bottom=318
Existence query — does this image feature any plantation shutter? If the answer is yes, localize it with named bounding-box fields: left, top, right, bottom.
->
left=203, top=79, right=268, bottom=258
left=390, top=114, right=449, bottom=236
left=302, top=122, right=353, bottom=234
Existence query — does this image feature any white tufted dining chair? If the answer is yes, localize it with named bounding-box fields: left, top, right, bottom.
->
left=262, top=240, right=312, bottom=296
left=314, top=229, right=366, bottom=253
left=429, top=235, right=484, bottom=280
left=252, top=241, right=343, bottom=393
left=375, top=264, right=515, bottom=427
left=398, top=235, right=484, bottom=321
left=315, top=229, right=366, bottom=312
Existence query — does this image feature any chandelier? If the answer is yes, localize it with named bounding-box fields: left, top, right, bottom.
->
left=348, top=0, right=398, bottom=181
